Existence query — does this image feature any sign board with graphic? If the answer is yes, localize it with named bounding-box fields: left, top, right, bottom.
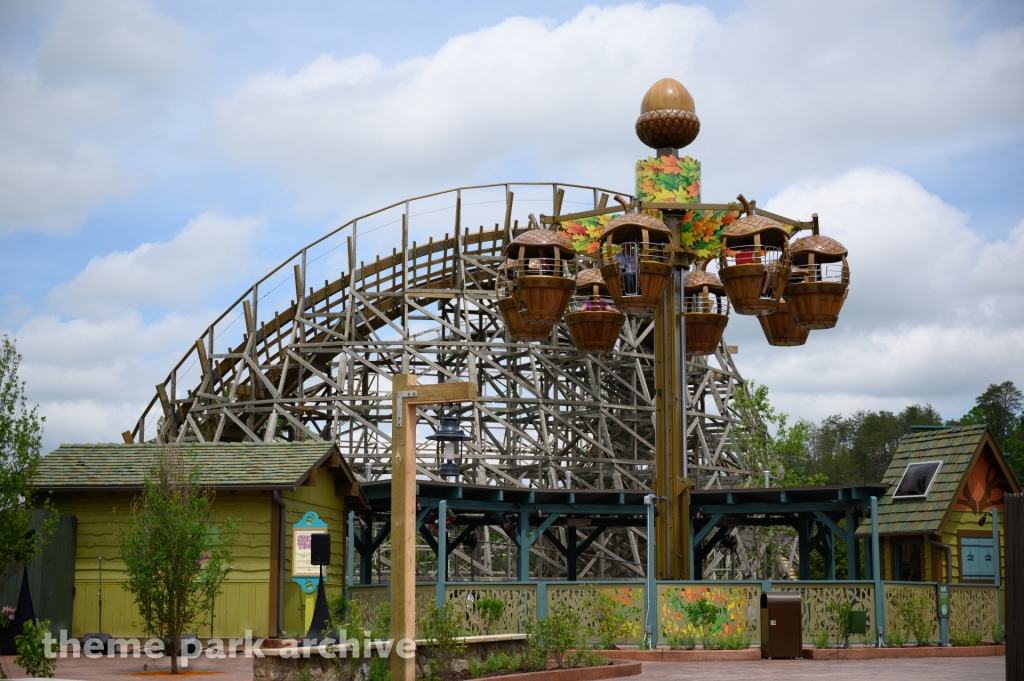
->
left=292, top=511, right=328, bottom=593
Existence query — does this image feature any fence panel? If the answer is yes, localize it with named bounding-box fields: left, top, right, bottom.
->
left=771, top=581, right=876, bottom=645
left=883, top=582, right=939, bottom=644
left=657, top=582, right=761, bottom=645
left=949, top=584, right=999, bottom=641
left=547, top=582, right=645, bottom=643
left=446, top=583, right=538, bottom=635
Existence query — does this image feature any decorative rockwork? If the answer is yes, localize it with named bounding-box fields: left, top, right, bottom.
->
left=548, top=583, right=645, bottom=642
left=446, top=584, right=538, bottom=635
left=884, top=584, right=938, bottom=643
left=773, top=583, right=875, bottom=644
left=949, top=585, right=998, bottom=638
left=657, top=583, right=760, bottom=641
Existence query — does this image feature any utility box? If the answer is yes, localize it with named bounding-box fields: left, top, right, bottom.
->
left=760, top=592, right=803, bottom=659
left=849, top=610, right=867, bottom=635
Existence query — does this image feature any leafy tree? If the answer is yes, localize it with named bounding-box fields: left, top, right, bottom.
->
left=118, top=446, right=238, bottom=674
left=0, top=335, right=54, bottom=587
left=732, top=381, right=816, bottom=486
left=950, top=381, right=1024, bottom=482
left=807, top=404, right=943, bottom=484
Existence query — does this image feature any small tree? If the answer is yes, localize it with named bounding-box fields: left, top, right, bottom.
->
left=421, top=601, right=467, bottom=681
left=0, top=336, right=54, bottom=586
left=119, top=446, right=237, bottom=674
left=474, top=597, right=504, bottom=635
left=684, top=598, right=719, bottom=650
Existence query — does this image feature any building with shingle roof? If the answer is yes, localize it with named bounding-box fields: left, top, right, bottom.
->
left=27, top=442, right=366, bottom=640
left=853, top=425, right=1018, bottom=588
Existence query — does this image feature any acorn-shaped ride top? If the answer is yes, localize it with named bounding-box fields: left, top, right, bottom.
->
left=496, top=258, right=552, bottom=342
left=717, top=196, right=792, bottom=316
left=564, top=269, right=625, bottom=354
left=636, top=78, right=701, bottom=150
left=683, top=265, right=730, bottom=356
left=505, top=215, right=578, bottom=325
left=599, top=198, right=673, bottom=314
left=784, top=228, right=849, bottom=330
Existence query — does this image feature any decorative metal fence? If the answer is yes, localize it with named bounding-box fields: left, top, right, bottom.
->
left=349, top=579, right=1000, bottom=645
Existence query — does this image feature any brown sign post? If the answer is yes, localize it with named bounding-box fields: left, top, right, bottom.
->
left=390, top=374, right=477, bottom=681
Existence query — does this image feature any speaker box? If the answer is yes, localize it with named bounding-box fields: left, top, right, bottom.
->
left=311, top=532, right=331, bottom=566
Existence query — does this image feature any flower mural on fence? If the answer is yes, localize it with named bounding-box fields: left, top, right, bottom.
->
left=658, top=585, right=760, bottom=640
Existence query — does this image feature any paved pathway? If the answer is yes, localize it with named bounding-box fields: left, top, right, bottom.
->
left=635, top=657, right=1005, bottom=680
left=2, top=653, right=253, bottom=680
left=4, top=653, right=1006, bottom=680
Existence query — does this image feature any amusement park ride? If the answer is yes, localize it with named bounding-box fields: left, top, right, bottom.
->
left=133, top=78, right=849, bottom=584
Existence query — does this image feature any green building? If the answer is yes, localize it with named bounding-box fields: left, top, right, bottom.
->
left=31, top=442, right=366, bottom=639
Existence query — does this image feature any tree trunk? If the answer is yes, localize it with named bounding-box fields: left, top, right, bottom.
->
left=171, top=632, right=179, bottom=674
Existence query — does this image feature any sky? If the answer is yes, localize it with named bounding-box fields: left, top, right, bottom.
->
left=1, top=0, right=1023, bottom=452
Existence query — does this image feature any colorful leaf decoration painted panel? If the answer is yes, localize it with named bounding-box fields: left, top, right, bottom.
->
left=558, top=212, right=621, bottom=256
left=636, top=155, right=741, bottom=260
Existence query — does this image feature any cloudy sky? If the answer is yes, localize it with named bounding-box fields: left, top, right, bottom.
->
left=1, top=0, right=1023, bottom=451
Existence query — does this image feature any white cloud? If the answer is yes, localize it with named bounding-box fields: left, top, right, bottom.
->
left=721, top=167, right=1024, bottom=423
left=6, top=210, right=267, bottom=450
left=13, top=310, right=218, bottom=449
left=47, top=212, right=266, bottom=318
left=0, top=0, right=195, bottom=234
left=213, top=2, right=1024, bottom=215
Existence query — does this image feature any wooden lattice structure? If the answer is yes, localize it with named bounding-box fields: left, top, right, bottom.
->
left=130, top=183, right=759, bottom=579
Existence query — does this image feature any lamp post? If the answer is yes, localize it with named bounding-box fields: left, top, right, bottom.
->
left=390, top=376, right=477, bottom=681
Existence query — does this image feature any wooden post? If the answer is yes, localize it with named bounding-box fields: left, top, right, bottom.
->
left=390, top=376, right=476, bottom=681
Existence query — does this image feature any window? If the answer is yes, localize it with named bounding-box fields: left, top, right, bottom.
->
left=893, top=461, right=942, bottom=499
left=893, top=540, right=922, bottom=581
left=960, top=536, right=995, bottom=580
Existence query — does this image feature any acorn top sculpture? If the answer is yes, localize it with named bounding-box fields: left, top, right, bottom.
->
left=636, top=77, right=700, bottom=150
left=788, top=233, right=848, bottom=266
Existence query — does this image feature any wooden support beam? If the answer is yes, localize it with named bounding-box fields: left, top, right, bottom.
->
left=390, top=375, right=476, bottom=681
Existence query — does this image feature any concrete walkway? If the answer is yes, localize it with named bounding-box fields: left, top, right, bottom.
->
left=1, top=653, right=253, bottom=680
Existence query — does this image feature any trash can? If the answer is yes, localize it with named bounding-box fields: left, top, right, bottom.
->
left=760, top=592, right=803, bottom=659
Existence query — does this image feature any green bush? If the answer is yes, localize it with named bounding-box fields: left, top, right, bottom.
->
left=950, top=627, right=984, bottom=647
left=717, top=630, right=752, bottom=650
left=684, top=598, right=719, bottom=650
left=583, top=589, right=629, bottom=650
left=324, top=598, right=391, bottom=681
left=825, top=599, right=855, bottom=648
left=667, top=630, right=696, bottom=650
left=886, top=628, right=905, bottom=648
left=14, top=619, right=56, bottom=678
left=898, top=592, right=933, bottom=646
left=812, top=629, right=831, bottom=649
left=475, top=598, right=505, bottom=635
left=421, top=602, right=468, bottom=681
left=535, top=603, right=582, bottom=669
left=991, top=623, right=1005, bottom=644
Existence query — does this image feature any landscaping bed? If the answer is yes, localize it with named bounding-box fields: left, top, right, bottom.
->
left=803, top=644, right=1005, bottom=659
left=593, top=648, right=760, bottom=662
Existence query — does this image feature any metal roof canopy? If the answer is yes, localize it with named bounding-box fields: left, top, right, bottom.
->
left=362, top=480, right=650, bottom=519
left=354, top=480, right=651, bottom=583
left=689, top=484, right=887, bottom=581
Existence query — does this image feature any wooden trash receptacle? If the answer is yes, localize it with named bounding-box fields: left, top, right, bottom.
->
left=760, top=592, right=802, bottom=659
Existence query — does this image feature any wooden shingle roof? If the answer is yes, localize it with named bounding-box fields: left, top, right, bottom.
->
left=853, top=425, right=987, bottom=537
left=35, top=442, right=362, bottom=499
